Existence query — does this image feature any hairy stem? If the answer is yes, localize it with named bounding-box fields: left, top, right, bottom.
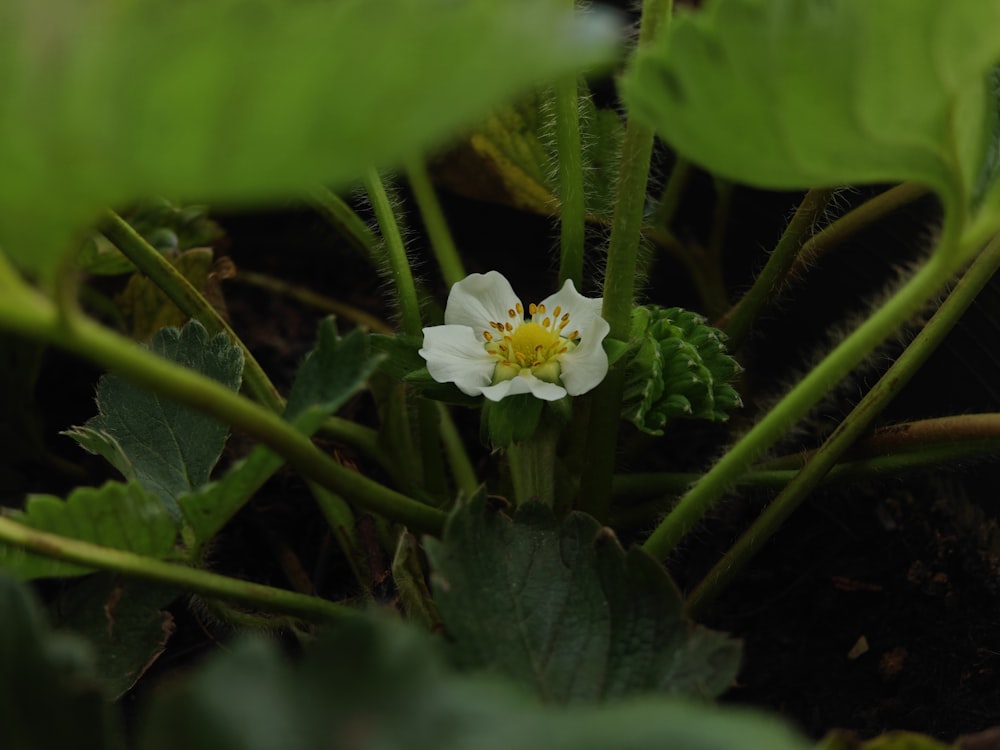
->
left=555, top=74, right=586, bottom=289
left=575, top=0, right=674, bottom=520
left=0, top=288, right=445, bottom=534
left=0, top=516, right=357, bottom=624
left=719, top=188, right=836, bottom=345
left=642, top=246, right=962, bottom=562
left=406, top=159, right=465, bottom=288
left=685, top=233, right=1000, bottom=615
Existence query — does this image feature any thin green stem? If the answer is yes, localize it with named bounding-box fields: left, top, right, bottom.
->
left=406, top=160, right=465, bottom=288
left=652, top=157, right=692, bottom=229
left=233, top=270, right=393, bottom=334
left=305, top=185, right=380, bottom=263
left=364, top=169, right=422, bottom=337
left=685, top=233, right=1000, bottom=616
left=719, top=188, right=836, bottom=345
left=0, top=515, right=357, bottom=624
left=642, top=245, right=963, bottom=562
left=575, top=0, right=674, bottom=520
left=438, top=402, right=479, bottom=501
left=555, top=75, right=586, bottom=289
left=785, top=182, right=930, bottom=285
left=509, top=424, right=558, bottom=507
left=0, top=288, right=445, bottom=534
left=102, top=211, right=285, bottom=412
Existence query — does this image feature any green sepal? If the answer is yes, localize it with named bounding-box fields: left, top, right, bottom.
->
left=622, top=306, right=742, bottom=435
left=482, top=394, right=544, bottom=448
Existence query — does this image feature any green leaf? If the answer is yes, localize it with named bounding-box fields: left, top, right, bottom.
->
left=0, top=0, right=620, bottom=279
left=178, top=322, right=377, bottom=546
left=622, top=305, right=742, bottom=435
left=0, top=481, right=177, bottom=580
left=424, top=495, right=742, bottom=703
left=138, top=614, right=806, bottom=750
left=621, top=0, right=1000, bottom=210
left=65, top=320, right=243, bottom=517
left=50, top=574, right=177, bottom=699
left=0, top=575, right=124, bottom=749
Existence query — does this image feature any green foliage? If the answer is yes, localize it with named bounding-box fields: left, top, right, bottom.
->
left=0, top=575, right=124, bottom=749
left=622, top=305, right=742, bottom=435
left=0, top=0, right=620, bottom=281
left=50, top=574, right=177, bottom=699
left=0, top=481, right=177, bottom=580
left=65, top=320, right=243, bottom=517
left=138, top=607, right=801, bottom=750
left=481, top=394, right=544, bottom=448
left=621, top=0, right=1000, bottom=236
left=179, top=321, right=378, bottom=547
left=424, top=495, right=742, bottom=702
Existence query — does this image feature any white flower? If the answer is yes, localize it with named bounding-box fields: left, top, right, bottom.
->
left=419, top=271, right=610, bottom=402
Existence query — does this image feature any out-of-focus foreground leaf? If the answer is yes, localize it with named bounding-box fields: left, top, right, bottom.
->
left=138, top=612, right=807, bottom=750
left=0, top=575, right=124, bottom=749
left=621, top=0, right=1000, bottom=249
left=424, top=496, right=742, bottom=702
left=0, top=0, right=621, bottom=281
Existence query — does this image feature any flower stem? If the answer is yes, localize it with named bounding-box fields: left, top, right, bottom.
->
left=364, top=169, right=423, bottom=337
left=101, top=210, right=284, bottom=413
left=719, top=188, right=836, bottom=346
left=406, top=159, right=466, bottom=288
left=0, top=515, right=357, bottom=624
left=509, top=422, right=558, bottom=507
left=575, top=0, right=673, bottom=521
left=0, top=286, right=446, bottom=534
left=642, top=244, right=964, bottom=562
left=685, top=232, right=1000, bottom=616
left=555, top=74, right=586, bottom=289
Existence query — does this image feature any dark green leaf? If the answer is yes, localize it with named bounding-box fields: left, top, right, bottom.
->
left=0, top=0, right=620, bottom=280
left=178, top=321, right=377, bottom=546
left=621, top=0, right=1000, bottom=216
left=0, top=575, right=124, bottom=749
left=65, top=320, right=243, bottom=516
left=0, top=481, right=177, bottom=580
left=50, top=573, right=177, bottom=699
left=424, top=495, right=742, bottom=703
left=138, top=614, right=805, bottom=750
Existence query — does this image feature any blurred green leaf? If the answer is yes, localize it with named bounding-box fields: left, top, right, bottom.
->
left=50, top=573, right=177, bottom=699
left=621, top=0, right=1000, bottom=221
left=138, top=613, right=806, bottom=750
left=65, top=320, right=243, bottom=517
left=0, top=481, right=177, bottom=580
left=0, top=575, right=124, bottom=749
left=0, top=0, right=621, bottom=280
left=424, top=495, right=742, bottom=703
left=178, top=322, right=377, bottom=546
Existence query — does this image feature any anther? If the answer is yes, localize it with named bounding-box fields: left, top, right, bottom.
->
left=543, top=317, right=551, bottom=328
left=505, top=322, right=512, bottom=332
left=567, top=330, right=579, bottom=340
left=553, top=306, right=561, bottom=318
left=529, top=303, right=537, bottom=315
left=483, top=331, right=493, bottom=342
left=516, top=302, right=523, bottom=315
left=507, top=308, right=516, bottom=318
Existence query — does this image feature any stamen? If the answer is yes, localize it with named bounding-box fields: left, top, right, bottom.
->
left=507, top=308, right=516, bottom=318
left=559, top=319, right=569, bottom=330
left=537, top=303, right=546, bottom=314
left=561, top=313, right=570, bottom=322
left=567, top=330, right=579, bottom=340
left=505, top=322, right=513, bottom=332
left=515, top=302, right=523, bottom=315
left=529, top=303, right=537, bottom=315
left=553, top=306, right=561, bottom=318
left=542, top=317, right=551, bottom=328
left=483, top=331, right=493, bottom=341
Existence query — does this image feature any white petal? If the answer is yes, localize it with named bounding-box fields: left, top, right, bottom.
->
left=559, top=314, right=610, bottom=395
left=444, top=271, right=523, bottom=331
left=479, top=372, right=567, bottom=402
left=419, top=325, right=497, bottom=396
left=537, top=278, right=604, bottom=337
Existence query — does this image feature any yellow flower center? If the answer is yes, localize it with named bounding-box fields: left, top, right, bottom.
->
left=481, top=302, right=580, bottom=384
